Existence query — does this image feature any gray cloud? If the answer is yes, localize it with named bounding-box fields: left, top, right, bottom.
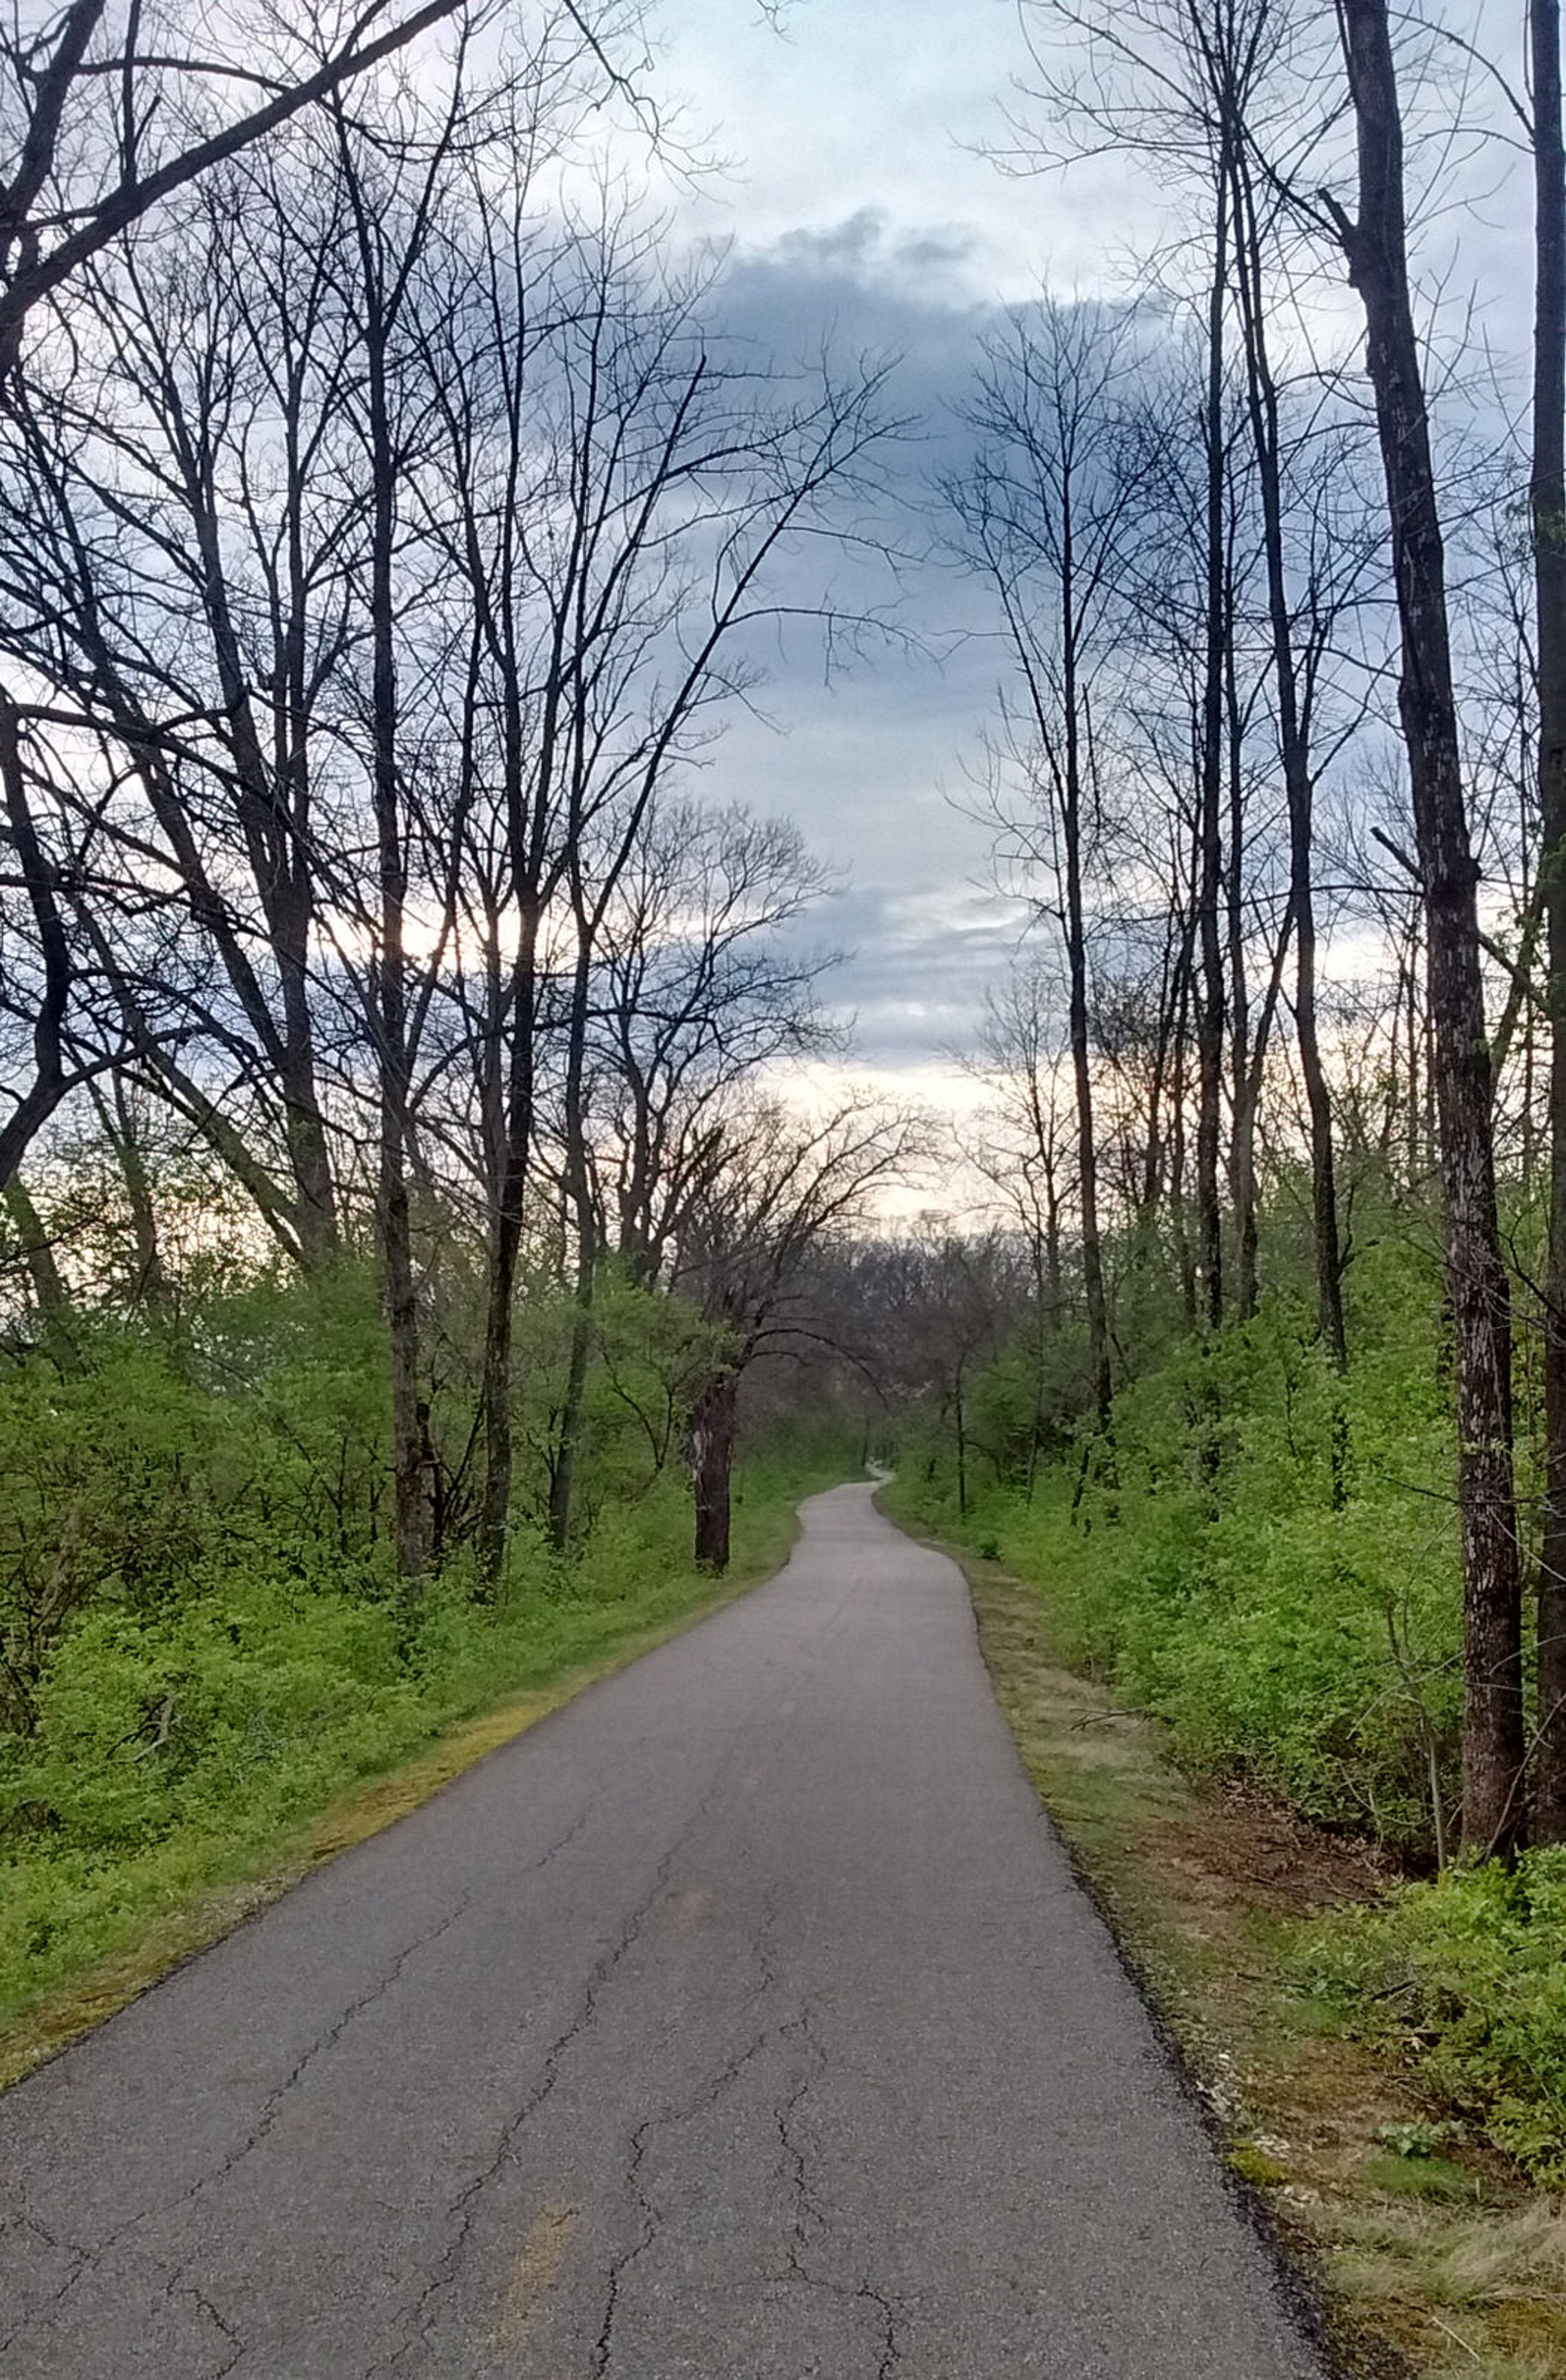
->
left=663, top=213, right=1031, bottom=1072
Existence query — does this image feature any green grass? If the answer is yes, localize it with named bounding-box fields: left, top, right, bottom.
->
left=0, top=1455, right=838, bottom=2090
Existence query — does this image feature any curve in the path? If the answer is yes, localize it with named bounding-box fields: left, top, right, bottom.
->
left=0, top=1483, right=1328, bottom=2379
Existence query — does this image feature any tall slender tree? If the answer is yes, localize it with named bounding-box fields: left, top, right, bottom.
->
left=1531, top=0, right=1566, bottom=1840
left=1326, top=0, right=1526, bottom=1851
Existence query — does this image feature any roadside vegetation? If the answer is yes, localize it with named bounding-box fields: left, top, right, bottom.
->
left=0, top=7, right=910, bottom=2069
left=0, top=1245, right=856, bottom=2061
left=2, top=11, right=1565, bottom=2373
left=882, top=1184, right=1566, bottom=2221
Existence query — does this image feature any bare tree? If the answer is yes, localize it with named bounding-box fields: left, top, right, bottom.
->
left=947, top=297, right=1141, bottom=1435
left=1324, top=0, right=1526, bottom=1851
left=672, top=1096, right=917, bottom=1569
left=1528, top=0, right=1566, bottom=1842
left=0, top=0, right=643, bottom=369
left=961, top=967, right=1076, bottom=1493
left=586, top=794, right=838, bottom=1286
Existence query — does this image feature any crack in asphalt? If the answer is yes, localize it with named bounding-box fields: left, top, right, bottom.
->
left=0, top=1894, right=476, bottom=2361
left=0, top=1790, right=610, bottom=2368
left=590, top=1884, right=785, bottom=2376
left=361, top=1841, right=699, bottom=2377
left=772, top=2007, right=906, bottom=2377
left=161, top=2267, right=247, bottom=2378
left=0, top=1487, right=1327, bottom=2380
left=361, top=1695, right=798, bottom=2376
left=590, top=2021, right=783, bottom=2376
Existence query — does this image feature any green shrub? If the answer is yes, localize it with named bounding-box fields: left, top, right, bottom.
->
left=0, top=1256, right=854, bottom=2032
left=1300, top=1852, right=1566, bottom=2186
left=885, top=1233, right=1464, bottom=1851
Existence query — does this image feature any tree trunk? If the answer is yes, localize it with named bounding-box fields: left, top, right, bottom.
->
left=277, top=940, right=338, bottom=1270
left=1059, top=480, right=1113, bottom=1433
left=478, top=898, right=540, bottom=1586
left=1169, top=915, right=1199, bottom=1336
left=1231, top=146, right=1347, bottom=1372
left=1533, top=0, right=1566, bottom=1841
left=1226, top=618, right=1259, bottom=1322
left=689, top=1369, right=738, bottom=1570
left=1334, top=0, right=1526, bottom=1851
left=0, top=691, right=75, bottom=1191
left=97, top=1076, right=175, bottom=1327
left=362, top=306, right=424, bottom=1588
left=1196, top=172, right=1231, bottom=1339
left=548, top=934, right=596, bottom=1554
left=3, top=1176, right=80, bottom=1374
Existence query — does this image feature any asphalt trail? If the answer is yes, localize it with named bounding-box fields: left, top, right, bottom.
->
left=0, top=1483, right=1327, bottom=2378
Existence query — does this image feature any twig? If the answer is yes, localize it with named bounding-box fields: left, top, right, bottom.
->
left=1429, top=2313, right=1482, bottom=2363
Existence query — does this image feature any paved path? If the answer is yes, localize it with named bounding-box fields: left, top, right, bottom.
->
left=0, top=1484, right=1327, bottom=2378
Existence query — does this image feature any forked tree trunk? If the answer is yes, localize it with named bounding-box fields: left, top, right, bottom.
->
left=1333, top=0, right=1526, bottom=1851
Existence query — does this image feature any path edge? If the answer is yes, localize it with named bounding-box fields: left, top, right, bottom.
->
left=874, top=1488, right=1383, bottom=2380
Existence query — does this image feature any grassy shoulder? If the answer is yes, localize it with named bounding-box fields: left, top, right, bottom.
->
left=881, top=1485, right=1566, bottom=2380
left=0, top=1457, right=836, bottom=2095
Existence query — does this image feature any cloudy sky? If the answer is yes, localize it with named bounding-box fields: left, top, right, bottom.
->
left=635, top=0, right=1082, bottom=1086
left=614, top=0, right=1526, bottom=1095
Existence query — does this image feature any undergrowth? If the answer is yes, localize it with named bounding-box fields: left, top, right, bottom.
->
left=0, top=1262, right=847, bottom=2043
left=1302, top=1854, right=1566, bottom=2188
left=886, top=1219, right=1566, bottom=2207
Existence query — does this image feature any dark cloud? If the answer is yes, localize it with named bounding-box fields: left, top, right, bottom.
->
left=668, top=212, right=1030, bottom=1072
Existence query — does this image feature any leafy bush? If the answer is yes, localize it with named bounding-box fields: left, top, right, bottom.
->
left=0, top=1258, right=853, bottom=2032
left=888, top=1224, right=1464, bottom=1851
left=1301, top=1851, right=1566, bottom=2186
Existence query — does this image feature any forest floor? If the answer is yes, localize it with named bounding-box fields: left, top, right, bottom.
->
left=909, top=1521, right=1566, bottom=2380
left=0, top=1479, right=816, bottom=2099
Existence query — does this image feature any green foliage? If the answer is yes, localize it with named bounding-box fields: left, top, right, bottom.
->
left=1301, top=1853, right=1566, bottom=2187
left=891, top=1238, right=1463, bottom=1850
left=889, top=1189, right=1566, bottom=2190
left=0, top=1257, right=851, bottom=2033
